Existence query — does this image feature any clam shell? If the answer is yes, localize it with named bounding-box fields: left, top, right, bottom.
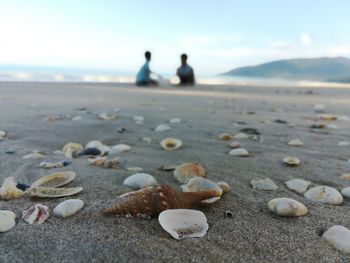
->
left=233, top=133, right=249, bottom=139
left=173, top=163, right=206, bottom=183
left=123, top=173, right=158, bottom=190
left=182, top=177, right=222, bottom=203
left=0, top=210, right=16, bottom=232
left=217, top=181, right=230, bottom=193
left=31, top=171, right=76, bottom=188
left=53, top=199, right=84, bottom=218
left=63, top=143, right=83, bottom=158
left=0, top=177, right=25, bottom=200
left=155, top=124, right=171, bottom=132
left=39, top=161, right=65, bottom=169
left=98, top=113, right=117, bottom=120
left=229, top=141, right=241, bottom=148
left=160, top=138, right=183, bottom=151
left=323, top=225, right=350, bottom=253
left=23, top=151, right=46, bottom=159
left=288, top=139, right=304, bottom=146
left=268, top=198, right=308, bottom=217
left=108, top=144, right=130, bottom=154
left=22, top=204, right=49, bottom=224
left=283, top=156, right=300, bottom=166
left=341, top=187, right=350, bottom=198
left=304, top=186, right=343, bottom=205
left=0, top=130, right=6, bottom=140
left=218, top=133, right=233, bottom=141
left=250, top=178, right=278, bottom=191
left=158, top=209, right=208, bottom=240
left=285, top=179, right=311, bottom=194
left=229, top=148, right=249, bottom=157
left=169, top=118, right=181, bottom=124
left=27, top=186, right=83, bottom=198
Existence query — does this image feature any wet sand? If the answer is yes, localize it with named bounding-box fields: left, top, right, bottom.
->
left=0, top=81, right=350, bottom=262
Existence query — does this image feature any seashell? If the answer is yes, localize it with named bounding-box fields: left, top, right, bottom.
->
left=304, top=186, right=343, bottom=205
left=0, top=210, right=16, bottom=232
left=229, top=141, right=241, bottom=148
left=142, top=137, right=152, bottom=143
left=323, top=225, right=350, bottom=253
left=72, top=116, right=82, bottom=121
left=31, top=171, right=76, bottom=188
left=27, top=186, right=83, bottom=198
left=0, top=130, right=6, bottom=140
left=250, top=178, right=278, bottom=191
left=103, top=158, right=120, bottom=169
left=160, top=138, right=183, bottom=151
left=217, top=181, right=230, bottom=193
left=173, top=163, right=206, bottom=183
left=283, top=156, right=300, bottom=166
left=338, top=116, right=349, bottom=121
left=169, top=118, right=181, bottom=124
left=123, top=173, right=158, bottom=189
left=218, top=133, right=233, bottom=141
left=155, top=124, right=171, bottom=132
left=285, top=179, right=311, bottom=194
left=108, top=144, right=130, bottom=154
left=103, top=184, right=220, bottom=217
left=53, top=199, right=84, bottom=218
left=267, top=198, right=308, bottom=217
left=252, top=135, right=264, bottom=142
left=85, top=140, right=110, bottom=154
left=310, top=124, right=326, bottom=129
left=133, top=116, right=144, bottom=122
left=340, top=174, right=350, bottom=180
left=0, top=177, right=25, bottom=200
left=182, top=177, right=222, bottom=204
left=63, top=142, right=83, bottom=158
left=54, top=150, right=64, bottom=155
left=341, top=187, right=350, bottom=198
left=98, top=113, right=117, bottom=120
left=23, top=151, right=46, bottom=159
left=158, top=209, right=208, bottom=240
left=319, top=114, right=337, bottom=121
left=88, top=156, right=108, bottom=166
left=43, top=115, right=62, bottom=122
left=22, top=204, right=49, bottom=224
left=313, top=104, right=325, bottom=110
left=233, top=133, right=249, bottom=139
left=78, top=148, right=101, bottom=156
left=288, top=139, right=304, bottom=146
left=327, top=124, right=338, bottom=129
left=126, top=167, right=143, bottom=172
left=39, top=161, right=65, bottom=169
left=338, top=141, right=350, bottom=146
left=225, top=211, right=233, bottom=218
left=229, top=148, right=249, bottom=157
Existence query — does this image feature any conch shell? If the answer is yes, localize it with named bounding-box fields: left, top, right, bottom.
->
left=103, top=184, right=220, bottom=217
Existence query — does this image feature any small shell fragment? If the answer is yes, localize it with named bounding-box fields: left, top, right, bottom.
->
left=133, top=116, right=144, bottom=122
left=142, top=137, right=152, bottom=143
left=338, top=141, right=350, bottom=146
left=155, top=124, right=171, bottom=132
left=126, top=167, right=143, bottom=172
left=0, top=210, right=16, bottom=232
left=217, top=181, right=230, bottom=193
left=123, top=173, right=158, bottom=190
left=160, top=138, right=182, bottom=151
left=27, top=187, right=83, bottom=198
left=85, top=140, right=110, bottom=155
left=268, top=198, right=308, bottom=217
left=108, top=144, right=130, bottom=154
left=229, top=141, right=241, bottom=148
left=63, top=143, right=83, bottom=158
left=31, top=171, right=76, bottom=188
left=0, top=130, right=6, bottom=140
left=182, top=177, right=222, bottom=203
left=158, top=209, right=208, bottom=240
left=169, top=118, right=181, bottom=124
left=323, top=225, right=350, bottom=253
left=229, top=148, right=249, bottom=157
left=39, top=161, right=66, bottom=169
left=218, top=133, right=233, bottom=141
left=304, top=186, right=343, bottom=205
left=340, top=174, right=350, bottom=180
left=22, top=204, right=49, bottom=224
left=283, top=157, right=301, bottom=166
left=98, top=113, right=117, bottom=120
left=23, top=151, right=46, bottom=159
left=288, top=139, right=304, bottom=146
left=53, top=199, right=84, bottom=218
left=173, top=163, right=206, bottom=183
left=319, top=114, right=337, bottom=121
left=250, top=178, right=278, bottom=191
left=285, top=179, right=311, bottom=194
left=0, top=177, right=25, bottom=200
left=233, top=133, right=249, bottom=139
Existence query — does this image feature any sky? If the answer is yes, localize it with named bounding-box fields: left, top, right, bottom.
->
left=0, top=0, right=350, bottom=76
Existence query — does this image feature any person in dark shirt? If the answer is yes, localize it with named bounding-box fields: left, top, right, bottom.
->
left=176, top=53, right=195, bottom=86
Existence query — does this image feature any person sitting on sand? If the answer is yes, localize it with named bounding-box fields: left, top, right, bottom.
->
left=136, top=51, right=158, bottom=86
left=176, top=53, right=195, bottom=86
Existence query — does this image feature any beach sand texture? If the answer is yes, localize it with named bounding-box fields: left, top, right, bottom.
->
left=1, top=82, right=350, bottom=262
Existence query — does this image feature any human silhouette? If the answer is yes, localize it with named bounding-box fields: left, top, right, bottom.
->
left=136, top=51, right=158, bottom=86
left=176, top=53, right=195, bottom=86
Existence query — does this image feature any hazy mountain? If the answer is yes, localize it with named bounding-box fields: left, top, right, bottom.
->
left=222, top=57, right=350, bottom=82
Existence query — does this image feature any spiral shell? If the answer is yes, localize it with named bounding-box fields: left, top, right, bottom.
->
left=103, top=184, right=220, bottom=217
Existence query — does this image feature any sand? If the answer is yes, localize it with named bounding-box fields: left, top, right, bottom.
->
left=0, top=81, right=350, bottom=262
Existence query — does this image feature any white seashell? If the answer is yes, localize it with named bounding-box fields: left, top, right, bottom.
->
left=158, top=209, right=208, bottom=240
left=160, top=138, right=182, bottom=151
left=88, top=156, right=108, bottom=166
left=323, top=225, right=350, bottom=253
left=0, top=210, right=16, bottom=232
left=217, top=181, right=230, bottom=193
left=229, top=148, right=249, bottom=157
left=63, top=143, right=83, bottom=158
left=229, top=141, right=241, bottom=148
left=54, top=150, right=64, bottom=155
left=22, top=204, right=49, bottom=224
left=268, top=198, right=308, bottom=217
left=327, top=124, right=338, bottom=129
left=123, top=173, right=158, bottom=190
left=39, top=161, right=65, bottom=169
left=27, top=187, right=83, bottom=198
left=304, top=186, right=343, bottom=205
left=341, top=187, right=350, bottom=198
left=182, top=177, right=222, bottom=204
left=169, top=118, right=181, bottom=124
left=135, top=120, right=143, bottom=125
left=283, top=156, right=300, bottom=166
left=338, top=116, right=349, bottom=121
left=53, top=199, right=84, bottom=218
left=133, top=116, right=144, bottom=122
left=85, top=141, right=110, bottom=155
left=313, top=104, right=325, bottom=110
left=233, top=133, right=249, bottom=139
left=0, top=177, right=24, bottom=200
left=72, top=116, right=82, bottom=121
left=173, top=163, right=206, bottom=183
left=126, top=167, right=143, bottom=172
left=338, top=141, right=350, bottom=146
left=0, top=130, right=6, bottom=140
left=288, top=139, right=304, bottom=146
left=142, top=137, right=152, bottom=143
left=98, top=113, right=117, bottom=120
left=250, top=178, right=278, bottom=191
left=31, top=171, right=76, bottom=188
left=23, top=151, right=46, bottom=159
left=108, top=144, right=130, bottom=154
left=155, top=124, right=171, bottom=132
left=285, top=179, right=311, bottom=194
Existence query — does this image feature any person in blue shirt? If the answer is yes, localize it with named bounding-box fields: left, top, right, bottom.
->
left=176, top=53, right=195, bottom=86
left=136, top=51, right=158, bottom=86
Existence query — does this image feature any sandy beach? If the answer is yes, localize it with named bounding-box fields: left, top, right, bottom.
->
left=1, top=81, right=350, bottom=262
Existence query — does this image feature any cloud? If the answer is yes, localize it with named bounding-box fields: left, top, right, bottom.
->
left=299, top=33, right=312, bottom=46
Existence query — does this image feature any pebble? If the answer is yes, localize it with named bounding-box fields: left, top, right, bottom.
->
left=288, top=139, right=304, bottom=146
left=229, top=141, right=241, bottom=148
left=123, top=173, right=158, bottom=189
left=341, top=187, right=350, bottom=198
left=285, top=179, right=311, bottom=194
left=250, top=178, right=278, bottom=191
left=53, top=199, right=84, bottom=218
left=229, top=148, right=249, bottom=157
left=267, top=198, right=308, bottom=217
left=323, top=225, right=350, bottom=253
left=304, top=186, right=343, bottom=205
